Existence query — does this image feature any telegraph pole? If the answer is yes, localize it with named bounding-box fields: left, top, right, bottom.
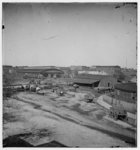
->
left=126, top=57, right=127, bottom=69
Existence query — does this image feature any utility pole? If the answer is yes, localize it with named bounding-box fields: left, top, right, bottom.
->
left=126, top=57, right=127, bottom=69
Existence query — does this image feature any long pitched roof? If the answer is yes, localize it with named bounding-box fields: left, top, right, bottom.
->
left=76, top=74, right=112, bottom=80
left=73, top=78, right=100, bottom=84
left=73, top=74, right=116, bottom=85
left=16, top=67, right=64, bottom=74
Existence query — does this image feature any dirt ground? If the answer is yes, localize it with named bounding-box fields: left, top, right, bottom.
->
left=3, top=89, right=136, bottom=147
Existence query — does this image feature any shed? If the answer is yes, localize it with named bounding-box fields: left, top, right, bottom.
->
left=73, top=74, right=117, bottom=89
left=17, top=67, right=64, bottom=78
left=73, top=78, right=100, bottom=87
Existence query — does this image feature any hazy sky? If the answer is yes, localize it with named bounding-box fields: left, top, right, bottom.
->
left=2, top=3, right=137, bottom=68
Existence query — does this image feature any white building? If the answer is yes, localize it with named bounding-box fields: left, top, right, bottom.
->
left=78, top=70, right=108, bottom=75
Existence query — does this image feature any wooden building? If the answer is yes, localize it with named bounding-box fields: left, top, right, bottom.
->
left=73, top=74, right=117, bottom=89
left=17, top=67, right=64, bottom=78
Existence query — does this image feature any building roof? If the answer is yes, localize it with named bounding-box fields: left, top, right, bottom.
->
left=23, top=66, right=56, bottom=69
left=73, top=78, right=99, bottom=84
left=73, top=74, right=116, bottom=85
left=76, top=74, right=112, bottom=80
left=41, top=69, right=64, bottom=74
left=115, top=83, right=137, bottom=93
left=92, top=65, right=121, bottom=69
left=3, top=65, right=13, bottom=68
left=17, top=67, right=64, bottom=74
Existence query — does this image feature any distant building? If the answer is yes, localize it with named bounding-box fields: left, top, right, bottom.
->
left=17, top=66, right=64, bottom=78
left=121, top=68, right=137, bottom=83
left=78, top=70, right=108, bottom=75
left=41, top=69, right=64, bottom=78
left=3, top=65, right=14, bottom=74
left=70, top=66, right=83, bottom=71
left=23, top=73, right=44, bottom=79
left=58, top=67, right=72, bottom=78
left=121, top=68, right=137, bottom=77
left=70, top=66, right=90, bottom=71
left=91, top=65, right=121, bottom=76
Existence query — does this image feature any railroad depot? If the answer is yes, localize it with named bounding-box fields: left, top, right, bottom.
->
left=17, top=67, right=64, bottom=78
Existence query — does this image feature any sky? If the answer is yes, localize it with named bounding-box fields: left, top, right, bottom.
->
left=2, top=3, right=137, bottom=69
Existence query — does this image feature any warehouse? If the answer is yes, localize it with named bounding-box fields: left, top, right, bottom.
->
left=73, top=74, right=117, bottom=89
left=17, top=67, right=64, bottom=78
left=41, top=69, right=64, bottom=78
left=73, top=78, right=99, bottom=88
left=91, top=65, right=121, bottom=76
left=3, top=65, right=14, bottom=74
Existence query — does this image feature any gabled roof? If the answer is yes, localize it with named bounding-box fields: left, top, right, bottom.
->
left=115, top=83, right=137, bottom=93
left=76, top=74, right=113, bottom=80
left=41, top=69, right=64, bottom=74
left=95, top=65, right=120, bottom=68
left=73, top=74, right=116, bottom=85
left=17, top=67, right=64, bottom=74
left=73, top=78, right=99, bottom=84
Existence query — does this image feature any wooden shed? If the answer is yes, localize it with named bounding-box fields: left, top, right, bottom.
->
left=73, top=74, right=117, bottom=89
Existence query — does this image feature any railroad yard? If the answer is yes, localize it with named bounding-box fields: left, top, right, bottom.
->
left=2, top=2, right=138, bottom=148
left=3, top=78, right=136, bottom=147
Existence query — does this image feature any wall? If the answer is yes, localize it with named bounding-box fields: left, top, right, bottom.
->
left=98, top=76, right=117, bottom=88
left=103, top=95, right=137, bottom=114
left=115, top=89, right=137, bottom=103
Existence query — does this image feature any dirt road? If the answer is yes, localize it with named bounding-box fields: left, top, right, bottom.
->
left=3, top=92, right=136, bottom=147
